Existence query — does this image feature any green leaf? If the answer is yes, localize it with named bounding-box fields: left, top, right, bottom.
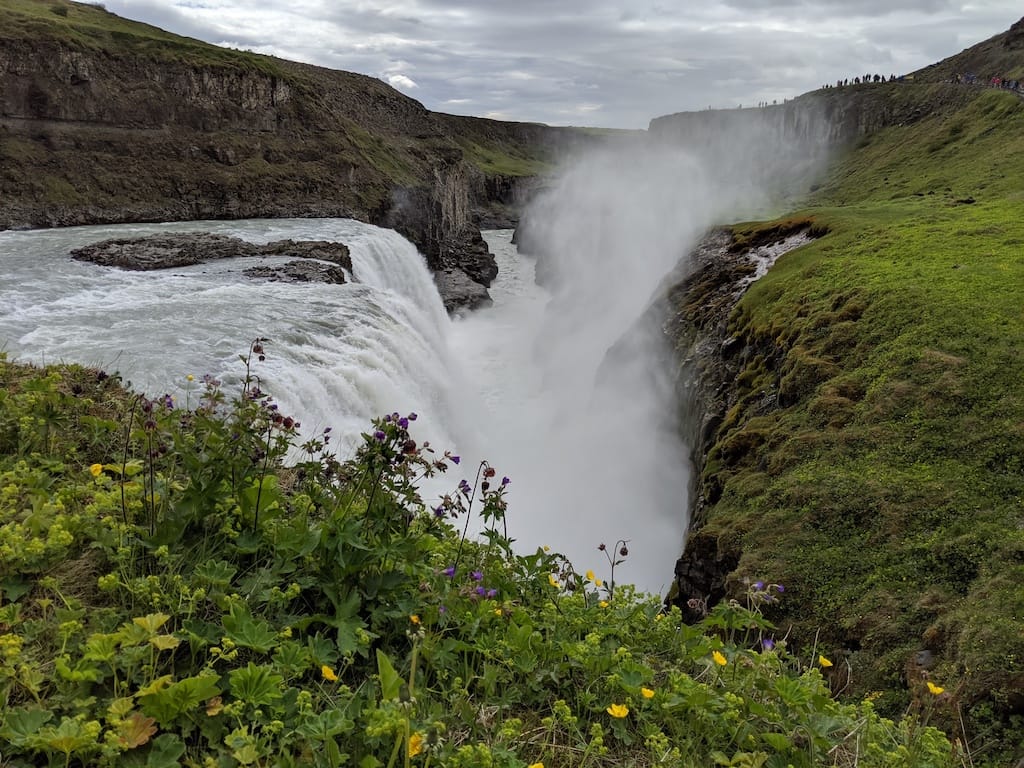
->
left=375, top=649, right=401, bottom=701
left=0, top=707, right=53, bottom=747
left=139, top=674, right=221, bottom=726
left=194, top=559, right=237, bottom=589
left=146, top=733, right=187, bottom=768
left=761, top=733, right=793, bottom=753
left=228, top=663, right=284, bottom=708
left=0, top=577, right=32, bottom=602
left=222, top=602, right=277, bottom=653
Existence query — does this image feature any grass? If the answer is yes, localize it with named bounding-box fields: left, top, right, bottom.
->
left=683, top=85, right=1024, bottom=762
left=1, top=0, right=287, bottom=77
left=0, top=350, right=958, bottom=767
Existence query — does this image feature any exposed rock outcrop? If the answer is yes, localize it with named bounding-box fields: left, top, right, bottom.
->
left=70, top=233, right=352, bottom=284
left=663, top=226, right=818, bottom=618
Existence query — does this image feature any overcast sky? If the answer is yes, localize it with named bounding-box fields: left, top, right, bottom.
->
left=101, top=0, right=1021, bottom=129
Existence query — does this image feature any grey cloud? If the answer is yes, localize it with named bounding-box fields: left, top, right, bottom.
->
left=100, top=1, right=1023, bottom=128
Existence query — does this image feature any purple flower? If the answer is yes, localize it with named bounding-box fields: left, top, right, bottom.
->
left=475, top=586, right=486, bottom=596
left=408, top=412, right=418, bottom=421
left=471, top=570, right=483, bottom=582
left=439, top=605, right=447, bottom=614
left=373, top=430, right=386, bottom=441
left=776, top=584, right=785, bottom=593
left=383, top=414, right=392, bottom=422
left=450, top=455, right=461, bottom=465
left=501, top=476, right=510, bottom=486
left=398, top=417, right=409, bottom=429
left=753, top=581, right=764, bottom=591
left=486, top=588, right=498, bottom=599
left=433, top=506, right=445, bottom=518
left=762, top=638, right=775, bottom=651
left=442, top=566, right=456, bottom=578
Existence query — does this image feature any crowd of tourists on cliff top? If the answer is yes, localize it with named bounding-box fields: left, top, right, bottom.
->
left=742, top=69, right=1022, bottom=110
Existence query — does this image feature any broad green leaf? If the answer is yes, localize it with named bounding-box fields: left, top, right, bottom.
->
left=133, top=613, right=171, bottom=635
left=376, top=649, right=401, bottom=701
left=222, top=602, right=277, bottom=653
left=0, top=707, right=53, bottom=747
left=228, top=663, right=284, bottom=707
left=146, top=733, right=187, bottom=768
left=139, top=674, right=221, bottom=726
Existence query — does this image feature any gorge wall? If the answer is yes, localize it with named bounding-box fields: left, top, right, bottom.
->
left=0, top=1, right=583, bottom=310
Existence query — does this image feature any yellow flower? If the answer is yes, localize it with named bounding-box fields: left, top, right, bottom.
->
left=321, top=665, right=338, bottom=682
left=548, top=573, right=560, bottom=588
left=89, top=463, right=103, bottom=478
left=528, top=763, right=544, bottom=768
left=186, top=374, right=195, bottom=382
left=595, top=578, right=603, bottom=587
left=606, top=703, right=629, bottom=718
left=599, top=600, right=609, bottom=608
left=493, top=608, right=503, bottom=616
left=712, top=650, right=727, bottom=666
left=926, top=681, right=944, bottom=695
left=543, top=545, right=550, bottom=552
left=818, top=655, right=833, bottom=668
left=585, top=569, right=595, bottom=581
left=641, top=687, right=655, bottom=699
left=410, top=614, right=420, bottom=625
left=408, top=732, right=424, bottom=757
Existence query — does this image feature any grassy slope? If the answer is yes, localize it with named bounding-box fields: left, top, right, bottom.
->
left=1, top=0, right=285, bottom=75
left=697, top=88, right=1024, bottom=758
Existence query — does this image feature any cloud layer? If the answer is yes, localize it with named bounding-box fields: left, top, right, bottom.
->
left=104, top=0, right=1021, bottom=128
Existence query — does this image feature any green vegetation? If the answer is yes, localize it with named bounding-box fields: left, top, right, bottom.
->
left=0, top=346, right=956, bottom=767
left=689, top=89, right=1024, bottom=762
left=453, top=138, right=552, bottom=177
left=1, top=0, right=286, bottom=77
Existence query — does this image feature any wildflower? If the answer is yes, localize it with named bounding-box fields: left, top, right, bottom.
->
left=410, top=615, right=420, bottom=625
left=449, top=455, right=461, bottom=465
left=373, top=430, right=386, bottom=441
left=818, top=655, right=833, bottom=668
left=486, top=588, right=498, bottom=599
left=641, top=687, right=655, bottom=699
left=595, top=578, right=604, bottom=587
left=475, top=586, right=486, bottom=597
left=712, top=651, right=728, bottom=666
left=408, top=732, right=424, bottom=757
left=186, top=374, right=195, bottom=382
left=321, top=665, right=338, bottom=682
left=753, top=580, right=764, bottom=590
left=598, top=543, right=606, bottom=551
left=501, top=476, right=510, bottom=486
left=433, top=506, right=445, bottom=518
left=927, top=681, right=944, bottom=695
left=528, top=763, right=544, bottom=768
left=471, top=570, right=483, bottom=581
left=408, top=412, right=418, bottom=421
left=543, top=545, right=551, bottom=552
left=606, top=703, right=629, bottom=718
left=585, top=569, right=595, bottom=581
left=89, top=463, right=103, bottom=478
left=398, top=417, right=409, bottom=429
left=442, top=566, right=456, bottom=578
left=762, top=638, right=775, bottom=651
left=548, top=573, right=560, bottom=588
left=599, top=600, right=609, bottom=608
left=494, top=608, right=503, bottom=616
left=776, top=584, right=785, bottom=593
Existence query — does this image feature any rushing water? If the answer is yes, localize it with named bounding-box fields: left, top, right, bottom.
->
left=0, top=216, right=690, bottom=594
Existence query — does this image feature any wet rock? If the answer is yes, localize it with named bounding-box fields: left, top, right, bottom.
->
left=243, top=260, right=347, bottom=284
left=70, top=232, right=352, bottom=274
left=433, top=267, right=492, bottom=313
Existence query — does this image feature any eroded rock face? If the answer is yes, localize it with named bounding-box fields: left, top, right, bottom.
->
left=664, top=227, right=816, bottom=612
left=70, top=233, right=352, bottom=282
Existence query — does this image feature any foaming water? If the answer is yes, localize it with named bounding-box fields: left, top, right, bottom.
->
left=0, top=219, right=461, bottom=455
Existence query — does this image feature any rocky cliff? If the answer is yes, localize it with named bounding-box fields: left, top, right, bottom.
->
left=0, top=0, right=580, bottom=310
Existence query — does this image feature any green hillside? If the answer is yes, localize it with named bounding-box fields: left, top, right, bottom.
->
left=682, top=87, right=1024, bottom=762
